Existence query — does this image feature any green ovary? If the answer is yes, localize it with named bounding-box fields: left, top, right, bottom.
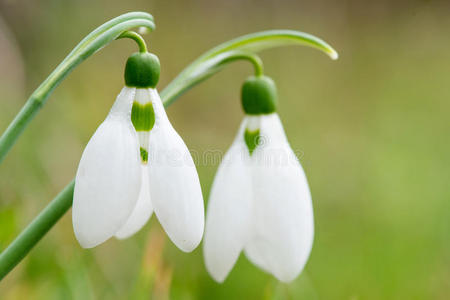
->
left=244, top=129, right=260, bottom=155
left=131, top=101, right=155, bottom=131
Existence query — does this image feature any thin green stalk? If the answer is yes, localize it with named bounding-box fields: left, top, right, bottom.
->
left=164, top=50, right=265, bottom=102
left=117, top=31, right=148, bottom=53
left=0, top=181, right=74, bottom=278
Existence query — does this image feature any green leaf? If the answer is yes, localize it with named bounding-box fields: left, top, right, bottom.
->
left=160, top=30, right=338, bottom=106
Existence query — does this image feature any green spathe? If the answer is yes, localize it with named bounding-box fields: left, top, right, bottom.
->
left=244, top=129, right=260, bottom=155
left=241, top=75, right=277, bottom=115
left=131, top=101, right=155, bottom=131
left=125, top=52, right=160, bottom=88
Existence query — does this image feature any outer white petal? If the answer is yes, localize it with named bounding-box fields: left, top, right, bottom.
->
left=244, top=113, right=314, bottom=282
left=73, top=87, right=141, bottom=248
left=203, top=120, right=253, bottom=282
left=115, top=165, right=153, bottom=239
left=147, top=89, right=204, bottom=252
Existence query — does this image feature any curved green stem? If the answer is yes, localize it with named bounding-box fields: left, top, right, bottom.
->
left=0, top=181, right=74, bottom=279
left=227, top=52, right=264, bottom=77
left=0, top=12, right=155, bottom=165
left=0, top=25, right=337, bottom=281
left=204, top=29, right=338, bottom=60
left=166, top=50, right=265, bottom=101
left=161, top=29, right=338, bottom=107
left=117, top=31, right=148, bottom=53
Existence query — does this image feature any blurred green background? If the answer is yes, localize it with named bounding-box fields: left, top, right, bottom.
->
left=0, top=0, right=449, bottom=299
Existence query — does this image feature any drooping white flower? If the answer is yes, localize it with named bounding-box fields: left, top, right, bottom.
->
left=72, top=52, right=204, bottom=252
left=203, top=76, right=314, bottom=283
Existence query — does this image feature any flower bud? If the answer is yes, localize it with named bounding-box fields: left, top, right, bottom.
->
left=241, top=75, right=277, bottom=115
left=124, top=52, right=160, bottom=88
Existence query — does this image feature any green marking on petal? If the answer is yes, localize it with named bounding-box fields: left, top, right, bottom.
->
left=244, top=129, right=260, bottom=155
left=131, top=101, right=155, bottom=131
left=140, top=147, right=148, bottom=163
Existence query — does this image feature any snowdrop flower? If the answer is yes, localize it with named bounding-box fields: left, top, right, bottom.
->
left=72, top=52, right=204, bottom=251
left=203, top=76, right=314, bottom=282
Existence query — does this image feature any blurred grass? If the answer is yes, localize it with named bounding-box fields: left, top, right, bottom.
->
left=0, top=0, right=449, bottom=299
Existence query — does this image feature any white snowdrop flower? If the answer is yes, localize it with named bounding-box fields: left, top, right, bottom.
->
left=204, top=76, right=314, bottom=282
left=72, top=52, right=204, bottom=252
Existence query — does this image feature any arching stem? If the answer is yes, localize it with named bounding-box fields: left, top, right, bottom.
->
left=0, top=181, right=75, bottom=279
left=220, top=51, right=264, bottom=77
left=117, top=31, right=148, bottom=53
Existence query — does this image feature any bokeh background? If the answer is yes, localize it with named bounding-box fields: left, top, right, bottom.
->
left=1, top=0, right=449, bottom=299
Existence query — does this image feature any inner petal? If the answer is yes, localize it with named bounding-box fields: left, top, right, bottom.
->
left=132, top=88, right=155, bottom=164
left=115, top=165, right=153, bottom=239
left=243, top=115, right=262, bottom=155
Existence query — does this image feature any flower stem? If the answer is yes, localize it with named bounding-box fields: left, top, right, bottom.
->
left=0, top=98, right=42, bottom=165
left=0, top=181, right=74, bottom=279
left=161, top=29, right=338, bottom=107
left=117, top=31, right=148, bottom=53
left=219, top=51, right=264, bottom=77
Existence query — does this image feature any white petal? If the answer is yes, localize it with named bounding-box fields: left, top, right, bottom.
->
left=73, top=87, right=141, bottom=248
left=245, top=115, right=261, bottom=131
left=115, top=165, right=153, bottom=239
left=147, top=89, right=204, bottom=252
left=203, top=120, right=253, bottom=282
left=244, top=114, right=314, bottom=282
